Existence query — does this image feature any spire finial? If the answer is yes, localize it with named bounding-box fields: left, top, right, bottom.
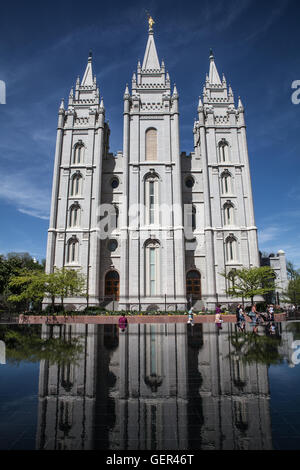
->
left=146, top=12, right=155, bottom=32
left=88, top=50, right=92, bottom=61
left=210, top=48, right=214, bottom=60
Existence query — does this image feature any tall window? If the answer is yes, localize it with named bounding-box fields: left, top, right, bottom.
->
left=226, top=236, right=238, bottom=262
left=145, top=240, right=160, bottom=296
left=192, top=205, right=196, bottom=231
left=114, top=205, right=119, bottom=229
left=145, top=128, right=157, bottom=161
left=145, top=174, right=159, bottom=225
left=221, top=171, right=232, bottom=195
left=70, top=173, right=82, bottom=196
left=149, top=248, right=156, bottom=295
left=73, top=142, right=84, bottom=164
left=67, top=237, right=79, bottom=264
left=219, top=140, right=230, bottom=162
left=224, top=201, right=234, bottom=226
left=69, top=204, right=80, bottom=227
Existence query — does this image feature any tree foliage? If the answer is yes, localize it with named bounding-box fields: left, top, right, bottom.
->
left=1, top=326, right=83, bottom=365
left=283, top=278, right=300, bottom=306
left=0, top=253, right=45, bottom=312
left=286, top=260, right=300, bottom=281
left=222, top=266, right=276, bottom=303
left=3, top=256, right=86, bottom=312
left=229, top=331, right=283, bottom=366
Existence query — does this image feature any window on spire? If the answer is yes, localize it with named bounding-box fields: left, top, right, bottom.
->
left=145, top=239, right=160, bottom=296
left=145, top=128, right=157, bottom=161
left=67, top=238, right=79, bottom=264
left=219, top=140, right=230, bottom=162
left=224, top=201, right=234, bottom=226
left=70, top=173, right=82, bottom=196
left=145, top=173, right=159, bottom=225
left=225, top=236, right=238, bottom=263
left=69, top=204, right=81, bottom=227
left=221, top=171, right=232, bottom=195
left=73, top=142, right=84, bottom=164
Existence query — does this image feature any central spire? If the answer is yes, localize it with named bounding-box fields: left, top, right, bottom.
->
left=142, top=15, right=160, bottom=70
left=208, top=49, right=221, bottom=85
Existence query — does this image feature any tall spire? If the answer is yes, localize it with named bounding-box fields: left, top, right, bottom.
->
left=81, top=51, right=94, bottom=86
left=142, top=15, right=160, bottom=70
left=208, top=49, right=221, bottom=85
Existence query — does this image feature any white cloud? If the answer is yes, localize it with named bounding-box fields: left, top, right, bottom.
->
left=258, top=226, right=282, bottom=244
left=0, top=171, right=50, bottom=220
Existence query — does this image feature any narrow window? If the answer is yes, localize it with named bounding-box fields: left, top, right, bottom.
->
left=73, top=143, right=84, bottom=164
left=145, top=129, right=157, bottom=161
left=150, top=248, right=156, bottom=295
left=71, top=174, right=82, bottom=196
left=145, top=174, right=159, bottom=225
left=226, top=237, right=238, bottom=262
left=219, top=141, right=229, bottom=162
left=69, top=205, right=80, bottom=227
left=145, top=240, right=160, bottom=297
left=224, top=202, right=234, bottom=226
left=67, top=238, right=79, bottom=264
left=149, top=181, right=155, bottom=224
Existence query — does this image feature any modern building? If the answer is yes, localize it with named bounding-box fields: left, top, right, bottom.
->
left=45, top=20, right=287, bottom=311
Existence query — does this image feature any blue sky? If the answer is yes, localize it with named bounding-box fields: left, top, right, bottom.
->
left=0, top=0, right=299, bottom=266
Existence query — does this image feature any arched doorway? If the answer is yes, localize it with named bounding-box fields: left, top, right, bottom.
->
left=186, top=270, right=201, bottom=300
left=105, top=270, right=120, bottom=300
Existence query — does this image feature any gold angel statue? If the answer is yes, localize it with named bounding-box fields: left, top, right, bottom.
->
left=148, top=15, right=155, bottom=31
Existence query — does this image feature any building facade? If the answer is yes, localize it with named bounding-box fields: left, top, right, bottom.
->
left=45, top=23, right=287, bottom=311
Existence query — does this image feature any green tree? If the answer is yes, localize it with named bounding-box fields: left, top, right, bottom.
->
left=8, top=270, right=47, bottom=310
left=283, top=278, right=300, bottom=306
left=222, top=266, right=276, bottom=304
left=45, top=268, right=86, bottom=312
left=286, top=260, right=300, bottom=281
left=0, top=253, right=45, bottom=312
left=229, top=331, right=283, bottom=366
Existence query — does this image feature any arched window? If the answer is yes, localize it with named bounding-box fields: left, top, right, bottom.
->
left=145, top=128, right=157, bottom=161
left=145, top=173, right=159, bottom=225
left=219, top=140, right=230, bottom=162
left=70, top=173, right=82, bottom=196
left=73, top=142, right=84, bottom=164
left=69, top=204, right=80, bottom=227
left=145, top=240, right=160, bottom=296
left=225, top=235, right=238, bottom=262
left=224, top=201, right=234, bottom=226
left=221, top=170, right=232, bottom=195
left=67, top=237, right=79, bottom=264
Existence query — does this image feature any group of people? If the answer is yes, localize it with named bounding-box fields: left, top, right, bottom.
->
left=236, top=303, right=277, bottom=335
left=118, top=303, right=278, bottom=335
left=214, top=303, right=277, bottom=335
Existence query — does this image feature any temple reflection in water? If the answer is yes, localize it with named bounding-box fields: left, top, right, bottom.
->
left=36, top=323, right=273, bottom=450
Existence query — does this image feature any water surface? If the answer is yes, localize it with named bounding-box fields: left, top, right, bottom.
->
left=0, top=322, right=299, bottom=450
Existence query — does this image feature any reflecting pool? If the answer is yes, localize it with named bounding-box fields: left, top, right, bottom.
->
left=0, top=322, right=300, bottom=450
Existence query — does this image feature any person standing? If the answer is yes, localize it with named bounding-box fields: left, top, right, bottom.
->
left=187, top=307, right=194, bottom=326
left=215, top=305, right=223, bottom=330
left=238, top=305, right=246, bottom=332
left=118, top=313, right=128, bottom=332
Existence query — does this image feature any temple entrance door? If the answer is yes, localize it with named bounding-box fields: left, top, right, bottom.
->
left=186, top=270, right=201, bottom=300
left=105, top=271, right=120, bottom=301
